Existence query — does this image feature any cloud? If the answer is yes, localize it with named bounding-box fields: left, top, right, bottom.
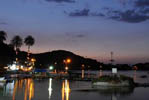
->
left=108, top=10, right=149, bottom=23
left=45, top=0, right=75, bottom=3
left=66, top=33, right=86, bottom=38
left=103, top=0, right=149, bottom=23
left=91, top=12, right=105, bottom=17
left=67, top=9, right=104, bottom=17
left=69, top=9, right=90, bottom=17
left=120, top=10, right=149, bottom=23
left=65, top=0, right=149, bottom=23
left=140, top=8, right=149, bottom=14
left=0, top=22, right=8, bottom=25
left=75, top=34, right=86, bottom=38
left=67, top=8, right=149, bottom=23
left=135, top=0, right=149, bottom=7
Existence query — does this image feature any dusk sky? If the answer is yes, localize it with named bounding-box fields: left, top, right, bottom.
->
left=0, top=0, right=149, bottom=64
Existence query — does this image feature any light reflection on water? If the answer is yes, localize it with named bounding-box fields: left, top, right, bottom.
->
left=2, top=79, right=35, bottom=100
left=133, top=70, right=137, bottom=81
left=62, top=80, right=70, bottom=100
left=12, top=79, right=34, bottom=100
left=1, top=78, right=71, bottom=100
left=48, top=78, right=71, bottom=100
left=0, top=71, right=149, bottom=100
left=48, top=78, right=52, bottom=99
left=3, top=81, right=14, bottom=96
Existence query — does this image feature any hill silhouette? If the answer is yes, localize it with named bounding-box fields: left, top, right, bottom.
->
left=32, top=50, right=101, bottom=70
left=0, top=43, right=101, bottom=70
left=1, top=43, right=149, bottom=71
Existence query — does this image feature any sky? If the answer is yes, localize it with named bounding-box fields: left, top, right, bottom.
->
left=0, top=0, right=149, bottom=64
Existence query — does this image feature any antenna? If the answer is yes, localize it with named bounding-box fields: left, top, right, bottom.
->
left=110, top=51, right=115, bottom=64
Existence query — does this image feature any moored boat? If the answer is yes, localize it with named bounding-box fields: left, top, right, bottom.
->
left=0, top=77, right=6, bottom=83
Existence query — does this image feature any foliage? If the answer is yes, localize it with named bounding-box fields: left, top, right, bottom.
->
left=0, top=43, right=15, bottom=69
left=24, top=35, right=35, bottom=51
left=0, top=31, right=7, bottom=43
left=10, top=35, right=23, bottom=49
left=93, top=75, right=134, bottom=85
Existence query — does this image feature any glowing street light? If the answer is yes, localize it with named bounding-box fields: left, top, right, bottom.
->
left=31, top=58, right=36, bottom=62
left=81, top=64, right=85, bottom=78
left=66, top=59, right=71, bottom=63
left=65, top=66, right=68, bottom=71
left=49, top=66, right=54, bottom=71
left=64, top=58, right=71, bottom=73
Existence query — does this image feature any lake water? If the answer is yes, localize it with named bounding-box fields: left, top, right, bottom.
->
left=0, top=71, right=149, bottom=100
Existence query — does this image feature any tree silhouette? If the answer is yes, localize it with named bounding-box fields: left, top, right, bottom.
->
left=0, top=31, right=7, bottom=44
left=24, top=35, right=35, bottom=69
left=10, top=35, right=23, bottom=64
left=24, top=35, right=35, bottom=53
left=11, top=35, right=23, bottom=50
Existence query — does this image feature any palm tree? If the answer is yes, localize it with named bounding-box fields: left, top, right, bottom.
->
left=24, top=35, right=35, bottom=70
left=10, top=35, right=23, bottom=64
left=0, top=31, right=7, bottom=44
left=11, top=35, right=23, bottom=51
left=24, top=35, right=35, bottom=54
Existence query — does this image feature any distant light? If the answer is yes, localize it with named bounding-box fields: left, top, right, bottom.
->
left=82, top=64, right=85, bottom=69
left=54, top=62, right=57, bottom=65
left=66, top=59, right=71, bottom=63
left=21, top=65, right=23, bottom=69
left=4, top=66, right=8, bottom=69
left=49, top=66, right=54, bottom=70
left=31, top=58, right=36, bottom=62
left=65, top=66, right=68, bottom=70
left=133, top=66, right=138, bottom=70
left=9, top=64, right=19, bottom=71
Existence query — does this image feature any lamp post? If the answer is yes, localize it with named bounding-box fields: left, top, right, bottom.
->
left=54, top=62, right=57, bottom=73
left=87, top=66, right=90, bottom=78
left=30, top=58, right=36, bottom=72
left=64, top=58, right=71, bottom=73
left=99, top=65, right=102, bottom=77
left=31, top=58, right=36, bottom=66
left=81, top=64, right=85, bottom=79
left=133, top=66, right=138, bottom=81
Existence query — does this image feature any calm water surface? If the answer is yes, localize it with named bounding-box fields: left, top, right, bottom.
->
left=0, top=71, right=149, bottom=100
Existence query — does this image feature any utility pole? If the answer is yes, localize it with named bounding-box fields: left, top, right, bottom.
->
left=110, top=52, right=117, bottom=74
left=110, top=52, right=115, bottom=65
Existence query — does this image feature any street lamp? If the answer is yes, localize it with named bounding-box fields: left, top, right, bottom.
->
left=66, top=59, right=71, bottom=63
left=81, top=64, right=85, bottom=78
left=99, top=65, right=102, bottom=77
left=49, top=66, right=54, bottom=71
left=64, top=58, right=71, bottom=73
left=31, top=58, right=36, bottom=67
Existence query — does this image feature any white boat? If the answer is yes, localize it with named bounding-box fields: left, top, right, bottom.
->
left=0, top=77, right=6, bottom=88
left=0, top=77, right=6, bottom=83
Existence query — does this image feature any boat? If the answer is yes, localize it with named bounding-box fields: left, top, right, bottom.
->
left=0, top=77, right=6, bottom=88
left=0, top=77, right=6, bottom=83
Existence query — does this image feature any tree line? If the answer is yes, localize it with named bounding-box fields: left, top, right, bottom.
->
left=0, top=30, right=35, bottom=72
left=0, top=30, right=35, bottom=55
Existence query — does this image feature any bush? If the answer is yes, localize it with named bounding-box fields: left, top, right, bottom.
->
left=93, top=75, right=134, bottom=85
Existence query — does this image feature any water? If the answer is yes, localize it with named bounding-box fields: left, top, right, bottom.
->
left=0, top=71, right=149, bottom=100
